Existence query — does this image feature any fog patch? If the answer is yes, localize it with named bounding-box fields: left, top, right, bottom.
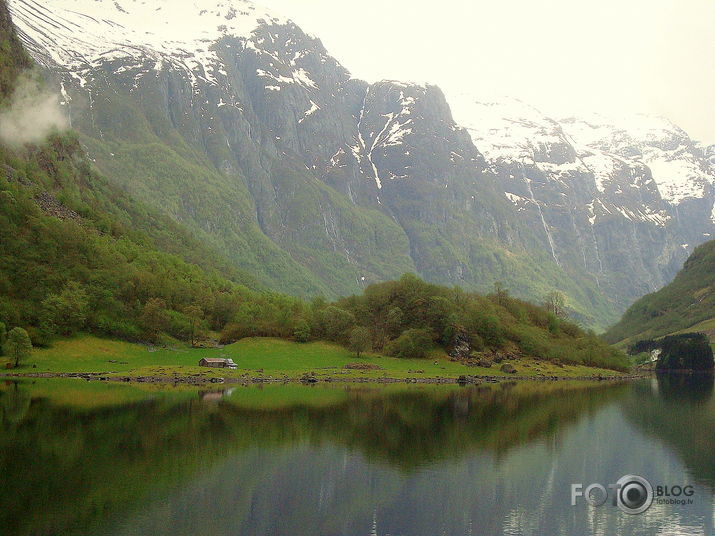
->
left=0, top=75, right=68, bottom=146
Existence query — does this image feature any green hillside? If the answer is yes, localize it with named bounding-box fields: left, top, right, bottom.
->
left=0, top=0, right=267, bottom=341
left=604, top=239, right=715, bottom=344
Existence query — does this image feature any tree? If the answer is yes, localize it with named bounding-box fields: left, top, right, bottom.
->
left=348, top=326, right=372, bottom=357
left=183, top=305, right=205, bottom=347
left=318, top=306, right=355, bottom=343
left=40, top=281, right=89, bottom=336
left=544, top=291, right=566, bottom=318
left=0, top=322, right=6, bottom=357
left=656, top=333, right=714, bottom=371
left=293, top=320, right=311, bottom=343
left=385, top=328, right=433, bottom=359
left=140, top=298, right=169, bottom=343
left=5, top=327, right=32, bottom=368
left=493, top=281, right=509, bottom=306
left=385, top=306, right=403, bottom=338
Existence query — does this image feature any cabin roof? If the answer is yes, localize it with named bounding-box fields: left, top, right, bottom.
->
left=200, top=358, right=231, bottom=363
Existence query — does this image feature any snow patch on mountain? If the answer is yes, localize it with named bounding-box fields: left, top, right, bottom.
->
left=447, top=95, right=563, bottom=164
left=562, top=114, right=714, bottom=205
left=448, top=92, right=714, bottom=221
left=9, top=0, right=287, bottom=87
left=446, top=93, right=679, bottom=229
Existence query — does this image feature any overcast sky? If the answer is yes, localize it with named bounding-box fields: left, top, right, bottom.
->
left=261, top=0, right=715, bottom=144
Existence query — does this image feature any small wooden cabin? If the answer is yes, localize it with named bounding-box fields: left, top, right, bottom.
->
left=198, top=358, right=237, bottom=369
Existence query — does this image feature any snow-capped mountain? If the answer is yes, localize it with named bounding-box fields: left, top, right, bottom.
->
left=7, top=0, right=714, bottom=326
left=449, top=94, right=714, bottom=295
left=562, top=114, right=714, bottom=205
left=11, top=0, right=286, bottom=86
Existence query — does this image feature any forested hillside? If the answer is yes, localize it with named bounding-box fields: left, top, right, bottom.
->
left=0, top=0, right=266, bottom=342
left=605, top=240, right=715, bottom=344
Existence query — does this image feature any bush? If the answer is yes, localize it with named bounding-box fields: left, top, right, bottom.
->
left=25, top=325, right=53, bottom=348
left=385, top=329, right=433, bottom=358
left=39, top=281, right=89, bottom=337
left=219, top=322, right=244, bottom=345
left=293, top=320, right=311, bottom=343
left=547, top=313, right=560, bottom=335
left=315, top=306, right=355, bottom=343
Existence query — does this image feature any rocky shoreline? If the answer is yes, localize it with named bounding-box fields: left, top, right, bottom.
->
left=3, top=371, right=652, bottom=386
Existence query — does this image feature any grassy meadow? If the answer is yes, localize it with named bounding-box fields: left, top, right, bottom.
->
left=2, top=334, right=626, bottom=382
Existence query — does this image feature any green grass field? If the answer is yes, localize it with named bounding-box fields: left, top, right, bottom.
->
left=2, top=335, right=625, bottom=381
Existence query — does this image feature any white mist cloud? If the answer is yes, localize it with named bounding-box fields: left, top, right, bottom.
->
left=0, top=75, right=68, bottom=146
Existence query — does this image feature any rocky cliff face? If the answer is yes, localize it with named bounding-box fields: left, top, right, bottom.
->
left=449, top=96, right=715, bottom=303
left=8, top=0, right=715, bottom=327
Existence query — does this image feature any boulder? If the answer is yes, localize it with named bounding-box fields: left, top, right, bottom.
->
left=449, top=329, right=471, bottom=360
left=300, top=372, right=318, bottom=383
left=500, top=363, right=517, bottom=374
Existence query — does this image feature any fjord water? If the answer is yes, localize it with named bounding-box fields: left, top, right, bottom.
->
left=1, top=378, right=714, bottom=536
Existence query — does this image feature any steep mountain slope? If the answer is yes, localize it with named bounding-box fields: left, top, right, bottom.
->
left=9, top=0, right=418, bottom=299
left=8, top=0, right=614, bottom=324
left=0, top=0, right=30, bottom=99
left=604, top=240, right=715, bottom=344
left=8, top=0, right=714, bottom=328
left=0, top=0, right=270, bottom=340
left=448, top=95, right=715, bottom=306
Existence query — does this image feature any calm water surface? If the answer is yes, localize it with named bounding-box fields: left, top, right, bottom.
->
left=1, top=376, right=714, bottom=536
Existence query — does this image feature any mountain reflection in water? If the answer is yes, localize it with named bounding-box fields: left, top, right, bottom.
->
left=0, top=377, right=713, bottom=536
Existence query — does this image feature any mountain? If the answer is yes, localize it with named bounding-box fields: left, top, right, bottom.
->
left=604, top=240, right=715, bottom=344
left=8, top=0, right=715, bottom=328
left=448, top=95, right=715, bottom=308
left=0, top=0, right=275, bottom=341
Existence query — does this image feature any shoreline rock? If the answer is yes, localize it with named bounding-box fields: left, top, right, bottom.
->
left=3, top=371, right=653, bottom=386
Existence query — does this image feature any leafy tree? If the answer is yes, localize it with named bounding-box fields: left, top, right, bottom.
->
left=348, top=326, right=372, bottom=357
left=140, top=298, right=169, bottom=343
left=385, top=306, right=403, bottom=338
left=293, top=320, right=311, bottom=343
left=493, top=281, right=509, bottom=306
left=183, top=305, right=205, bottom=347
left=470, top=311, right=504, bottom=348
left=385, top=329, right=433, bottom=359
left=544, top=291, right=566, bottom=318
left=318, top=306, right=355, bottom=343
left=5, top=327, right=32, bottom=367
left=656, top=334, right=714, bottom=371
left=40, top=281, right=89, bottom=337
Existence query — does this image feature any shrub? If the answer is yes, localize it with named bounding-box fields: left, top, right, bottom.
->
left=385, top=329, right=433, bottom=358
left=315, top=306, right=355, bottom=343
left=293, top=320, right=311, bottom=343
